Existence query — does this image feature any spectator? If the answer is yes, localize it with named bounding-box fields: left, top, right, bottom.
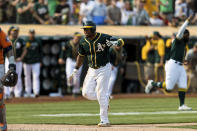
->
left=5, top=0, right=19, bottom=23
left=159, top=0, right=174, bottom=21
left=23, top=29, right=42, bottom=98
left=54, top=0, right=70, bottom=24
left=143, top=0, right=160, bottom=17
left=107, top=0, right=121, bottom=25
left=90, top=0, right=108, bottom=25
left=134, top=0, right=150, bottom=25
left=16, top=0, right=34, bottom=24
left=47, top=0, right=57, bottom=17
left=71, top=0, right=81, bottom=25
left=79, top=0, right=94, bottom=24
left=174, top=0, right=187, bottom=21
left=150, top=11, right=164, bottom=26
left=33, top=0, right=53, bottom=24
left=185, top=43, right=197, bottom=92
left=0, top=0, right=7, bottom=23
left=121, top=0, right=135, bottom=25
left=116, top=0, right=125, bottom=9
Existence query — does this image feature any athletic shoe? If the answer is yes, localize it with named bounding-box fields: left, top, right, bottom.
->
left=178, top=105, right=192, bottom=111
left=145, top=80, right=153, bottom=94
left=98, top=122, right=110, bottom=127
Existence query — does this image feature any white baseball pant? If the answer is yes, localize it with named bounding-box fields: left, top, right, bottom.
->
left=23, top=63, right=40, bottom=96
left=82, top=63, right=111, bottom=123
left=165, top=59, right=187, bottom=90
left=108, top=65, right=118, bottom=96
left=66, top=58, right=82, bottom=94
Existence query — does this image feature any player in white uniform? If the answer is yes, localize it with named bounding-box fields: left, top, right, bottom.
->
left=69, top=21, right=124, bottom=127
left=108, top=46, right=127, bottom=98
left=145, top=16, right=193, bottom=111
left=58, top=32, right=82, bottom=96
left=4, top=26, right=26, bottom=98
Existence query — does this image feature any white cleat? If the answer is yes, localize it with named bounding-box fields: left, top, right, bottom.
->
left=178, top=105, right=192, bottom=111
left=145, top=80, right=153, bottom=94
left=98, top=122, right=111, bottom=127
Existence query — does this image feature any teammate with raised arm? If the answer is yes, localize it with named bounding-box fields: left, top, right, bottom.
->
left=69, top=21, right=124, bottom=127
left=145, top=16, right=193, bottom=111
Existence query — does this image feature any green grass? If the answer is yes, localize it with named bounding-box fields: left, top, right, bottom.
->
left=6, top=97, right=197, bottom=125
left=165, top=125, right=197, bottom=129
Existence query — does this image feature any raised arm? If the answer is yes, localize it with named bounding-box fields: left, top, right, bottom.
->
left=176, top=15, right=193, bottom=39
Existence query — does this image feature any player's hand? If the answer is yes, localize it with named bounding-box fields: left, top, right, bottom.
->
left=16, top=57, right=22, bottom=62
left=68, top=69, right=78, bottom=84
left=58, top=58, right=64, bottom=65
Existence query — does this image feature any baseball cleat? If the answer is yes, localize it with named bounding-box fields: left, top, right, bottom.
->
left=178, top=105, right=192, bottom=111
left=145, top=80, right=153, bottom=94
left=98, top=122, right=111, bottom=127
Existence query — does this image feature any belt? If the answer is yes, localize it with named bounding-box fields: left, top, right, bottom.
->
left=90, top=64, right=107, bottom=69
left=171, top=59, right=183, bottom=65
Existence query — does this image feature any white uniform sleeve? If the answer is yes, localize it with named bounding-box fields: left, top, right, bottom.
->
left=176, top=20, right=189, bottom=39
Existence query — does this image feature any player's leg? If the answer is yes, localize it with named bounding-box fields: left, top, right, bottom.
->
left=177, top=66, right=192, bottom=110
left=66, top=58, right=74, bottom=93
left=32, top=63, right=41, bottom=97
left=0, top=65, right=7, bottom=131
left=3, top=58, right=10, bottom=99
left=14, top=61, right=23, bottom=97
left=108, top=66, right=118, bottom=96
left=145, top=60, right=178, bottom=93
left=23, top=63, right=32, bottom=97
left=96, top=63, right=111, bottom=126
left=73, top=65, right=83, bottom=95
left=82, top=68, right=97, bottom=100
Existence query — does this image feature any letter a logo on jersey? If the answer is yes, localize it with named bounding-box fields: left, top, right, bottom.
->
left=96, top=43, right=104, bottom=52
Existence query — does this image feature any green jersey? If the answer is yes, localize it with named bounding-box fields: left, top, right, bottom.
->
left=23, top=37, right=42, bottom=64
left=11, top=38, right=25, bottom=59
left=59, top=40, right=79, bottom=60
left=34, top=2, right=49, bottom=24
left=109, top=46, right=127, bottom=67
left=79, top=33, right=115, bottom=68
left=16, top=2, right=33, bottom=24
left=170, top=38, right=187, bottom=63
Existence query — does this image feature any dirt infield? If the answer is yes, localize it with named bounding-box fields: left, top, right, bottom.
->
left=8, top=123, right=197, bottom=131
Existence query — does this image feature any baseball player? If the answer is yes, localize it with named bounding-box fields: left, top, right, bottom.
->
left=69, top=21, right=124, bottom=127
left=0, top=27, right=17, bottom=131
left=58, top=32, right=82, bottom=96
left=4, top=26, right=26, bottom=98
left=108, top=45, right=127, bottom=98
left=145, top=16, right=193, bottom=111
left=23, top=29, right=42, bottom=98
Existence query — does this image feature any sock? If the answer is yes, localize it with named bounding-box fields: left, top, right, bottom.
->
left=151, top=82, right=163, bottom=88
left=178, top=91, right=185, bottom=106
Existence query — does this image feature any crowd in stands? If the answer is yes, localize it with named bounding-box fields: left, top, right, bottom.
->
left=0, top=0, right=197, bottom=26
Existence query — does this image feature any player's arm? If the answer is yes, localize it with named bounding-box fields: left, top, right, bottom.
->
left=75, top=55, right=84, bottom=69
left=176, top=15, right=193, bottom=39
left=0, top=30, right=16, bottom=70
left=108, top=36, right=124, bottom=47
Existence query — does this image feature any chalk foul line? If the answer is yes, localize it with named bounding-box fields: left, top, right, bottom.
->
left=34, top=111, right=197, bottom=117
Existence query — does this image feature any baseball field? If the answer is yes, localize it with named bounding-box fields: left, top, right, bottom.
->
left=5, top=94, right=197, bottom=131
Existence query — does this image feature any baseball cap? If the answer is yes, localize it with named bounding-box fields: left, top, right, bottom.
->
left=29, top=29, right=35, bottom=33
left=153, top=31, right=161, bottom=37
left=74, top=32, right=82, bottom=37
left=9, top=26, right=19, bottom=32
